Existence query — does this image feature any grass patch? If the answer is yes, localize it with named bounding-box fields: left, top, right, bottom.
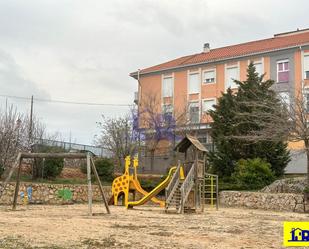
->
left=82, top=236, right=122, bottom=248
left=111, top=223, right=147, bottom=230
left=0, top=236, right=66, bottom=249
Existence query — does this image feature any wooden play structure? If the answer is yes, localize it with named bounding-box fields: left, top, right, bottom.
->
left=165, top=134, right=216, bottom=213
left=111, top=134, right=218, bottom=213
left=0, top=152, right=110, bottom=215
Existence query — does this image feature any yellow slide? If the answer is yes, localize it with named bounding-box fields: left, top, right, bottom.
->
left=131, top=180, right=165, bottom=207
left=126, top=166, right=177, bottom=208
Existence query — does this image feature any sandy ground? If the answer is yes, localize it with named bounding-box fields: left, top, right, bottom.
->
left=0, top=204, right=308, bottom=249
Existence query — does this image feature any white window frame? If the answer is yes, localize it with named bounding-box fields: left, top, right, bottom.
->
left=202, top=98, right=216, bottom=113
left=162, top=103, right=174, bottom=123
left=162, top=103, right=173, bottom=114
left=202, top=68, right=216, bottom=85
left=162, top=75, right=174, bottom=98
left=277, top=59, right=289, bottom=83
left=225, top=63, right=239, bottom=90
left=188, top=101, right=200, bottom=123
left=304, top=54, right=309, bottom=80
left=188, top=71, right=201, bottom=94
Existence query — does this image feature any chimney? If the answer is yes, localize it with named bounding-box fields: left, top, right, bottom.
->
left=203, top=43, right=210, bottom=53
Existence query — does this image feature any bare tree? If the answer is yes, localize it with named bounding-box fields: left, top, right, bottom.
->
left=95, top=114, right=138, bottom=170
left=138, top=93, right=189, bottom=171
left=0, top=104, right=49, bottom=178
left=286, top=87, right=309, bottom=186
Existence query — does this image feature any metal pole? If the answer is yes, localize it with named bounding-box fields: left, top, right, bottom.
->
left=210, top=176, right=214, bottom=207
left=216, top=175, right=219, bottom=210
left=86, top=153, right=92, bottom=216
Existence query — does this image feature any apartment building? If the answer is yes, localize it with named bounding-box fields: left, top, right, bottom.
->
left=130, top=28, right=309, bottom=173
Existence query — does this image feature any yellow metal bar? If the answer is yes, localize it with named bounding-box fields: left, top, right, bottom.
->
left=210, top=176, right=213, bottom=207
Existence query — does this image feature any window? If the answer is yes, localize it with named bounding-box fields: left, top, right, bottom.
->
left=162, top=76, right=173, bottom=97
left=304, top=55, right=309, bottom=79
left=203, top=70, right=216, bottom=84
left=278, top=92, right=290, bottom=109
left=189, top=102, right=199, bottom=123
left=225, top=66, right=239, bottom=89
left=277, top=60, right=289, bottom=83
left=198, top=133, right=212, bottom=145
left=162, top=104, right=173, bottom=123
left=253, top=62, right=263, bottom=76
left=188, top=72, right=200, bottom=94
left=202, top=99, right=216, bottom=113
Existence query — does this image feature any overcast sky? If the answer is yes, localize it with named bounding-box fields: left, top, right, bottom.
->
left=0, top=0, right=308, bottom=145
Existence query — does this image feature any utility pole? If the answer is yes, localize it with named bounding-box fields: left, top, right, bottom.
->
left=29, top=95, right=34, bottom=147
left=29, top=95, right=34, bottom=180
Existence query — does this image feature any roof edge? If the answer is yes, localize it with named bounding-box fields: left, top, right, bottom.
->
left=130, top=43, right=309, bottom=78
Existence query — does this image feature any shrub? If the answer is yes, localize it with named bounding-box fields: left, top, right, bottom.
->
left=32, top=145, right=65, bottom=179
left=81, top=157, right=114, bottom=182
left=42, top=158, right=64, bottom=179
left=232, top=158, right=275, bottom=190
left=95, top=158, right=114, bottom=181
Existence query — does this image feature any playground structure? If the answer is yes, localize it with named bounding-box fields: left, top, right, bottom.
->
left=111, top=155, right=183, bottom=208
left=0, top=152, right=110, bottom=215
left=112, top=134, right=218, bottom=213
left=165, top=135, right=209, bottom=213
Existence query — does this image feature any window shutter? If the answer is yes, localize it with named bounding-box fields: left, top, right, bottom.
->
left=254, top=62, right=263, bottom=75
left=162, top=77, right=173, bottom=97
left=203, top=99, right=216, bottom=112
left=226, top=67, right=238, bottom=89
left=189, top=73, right=200, bottom=94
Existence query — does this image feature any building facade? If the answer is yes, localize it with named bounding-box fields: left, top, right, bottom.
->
left=131, top=28, right=309, bottom=174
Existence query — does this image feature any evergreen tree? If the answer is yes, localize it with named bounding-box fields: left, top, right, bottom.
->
left=208, top=63, right=290, bottom=177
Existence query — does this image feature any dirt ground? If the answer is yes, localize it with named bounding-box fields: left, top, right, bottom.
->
left=0, top=204, right=308, bottom=249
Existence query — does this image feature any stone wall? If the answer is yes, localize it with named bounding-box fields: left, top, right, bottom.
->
left=220, top=191, right=307, bottom=212
left=0, top=182, right=112, bottom=205
left=261, top=177, right=306, bottom=193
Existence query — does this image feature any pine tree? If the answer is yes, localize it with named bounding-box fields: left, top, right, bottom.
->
left=208, top=63, right=290, bottom=177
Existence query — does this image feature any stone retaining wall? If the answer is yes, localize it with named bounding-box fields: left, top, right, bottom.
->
left=220, top=191, right=307, bottom=212
left=0, top=182, right=112, bottom=205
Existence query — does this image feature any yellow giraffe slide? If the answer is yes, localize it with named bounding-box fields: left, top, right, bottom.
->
left=126, top=166, right=177, bottom=208
left=111, top=156, right=165, bottom=207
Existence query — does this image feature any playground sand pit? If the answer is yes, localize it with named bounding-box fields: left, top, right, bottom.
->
left=0, top=204, right=308, bottom=248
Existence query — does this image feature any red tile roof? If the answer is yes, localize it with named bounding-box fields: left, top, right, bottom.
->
left=131, top=30, right=309, bottom=77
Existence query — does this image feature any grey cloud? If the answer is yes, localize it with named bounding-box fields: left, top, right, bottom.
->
left=0, top=0, right=308, bottom=144
left=0, top=50, right=49, bottom=98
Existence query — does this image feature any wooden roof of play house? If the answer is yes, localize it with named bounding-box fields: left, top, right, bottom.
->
left=174, top=135, right=208, bottom=153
